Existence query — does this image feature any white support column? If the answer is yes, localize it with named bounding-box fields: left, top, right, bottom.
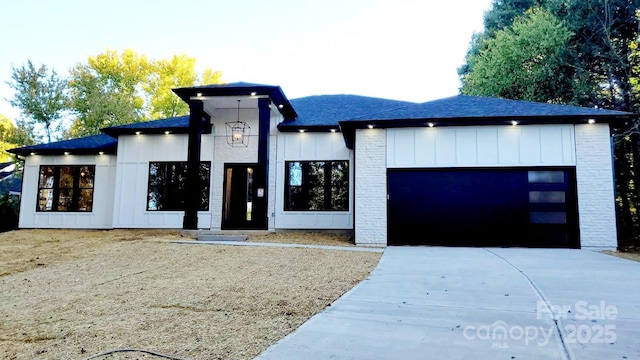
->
left=575, top=123, right=618, bottom=249
left=354, top=128, right=387, bottom=246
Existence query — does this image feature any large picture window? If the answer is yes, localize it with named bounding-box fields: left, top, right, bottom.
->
left=37, top=165, right=95, bottom=212
left=147, top=162, right=211, bottom=211
left=284, top=160, right=349, bottom=211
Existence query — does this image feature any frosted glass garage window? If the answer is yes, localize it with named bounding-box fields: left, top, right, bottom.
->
left=528, top=171, right=564, bottom=183
left=285, top=161, right=349, bottom=211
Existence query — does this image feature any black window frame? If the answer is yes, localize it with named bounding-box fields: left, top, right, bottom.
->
left=37, top=165, right=95, bottom=212
left=146, top=161, right=211, bottom=211
left=284, top=160, right=349, bottom=211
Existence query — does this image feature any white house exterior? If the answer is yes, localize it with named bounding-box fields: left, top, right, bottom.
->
left=9, top=83, right=635, bottom=250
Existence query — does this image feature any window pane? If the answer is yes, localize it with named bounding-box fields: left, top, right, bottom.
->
left=79, top=189, right=93, bottom=211
left=530, top=211, right=567, bottom=224
left=529, top=191, right=565, bottom=203
left=38, top=189, right=54, bottom=211
left=39, top=166, right=55, bottom=188
left=57, top=188, right=73, bottom=211
left=79, top=166, right=94, bottom=188
left=331, top=161, right=349, bottom=210
left=528, top=171, right=564, bottom=183
left=59, top=167, right=74, bottom=188
left=289, top=162, right=302, bottom=186
left=199, top=162, right=211, bottom=211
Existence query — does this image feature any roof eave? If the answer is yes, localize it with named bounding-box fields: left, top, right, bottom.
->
left=338, top=114, right=636, bottom=149
left=172, top=84, right=298, bottom=120
left=8, top=144, right=117, bottom=157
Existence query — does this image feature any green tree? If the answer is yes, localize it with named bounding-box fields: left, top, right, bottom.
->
left=0, top=114, right=33, bottom=160
left=6, top=60, right=67, bottom=143
left=144, top=54, right=223, bottom=119
left=66, top=49, right=151, bottom=138
left=461, top=7, right=575, bottom=104
left=67, top=49, right=223, bottom=137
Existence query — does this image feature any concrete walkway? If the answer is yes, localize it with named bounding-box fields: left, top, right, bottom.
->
left=254, top=247, right=640, bottom=360
left=172, top=240, right=385, bottom=252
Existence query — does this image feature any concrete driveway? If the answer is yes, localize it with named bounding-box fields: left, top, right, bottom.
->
left=255, top=247, right=640, bottom=360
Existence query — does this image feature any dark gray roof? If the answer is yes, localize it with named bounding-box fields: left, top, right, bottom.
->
left=101, top=116, right=190, bottom=136
left=348, top=95, right=633, bottom=121
left=8, top=134, right=117, bottom=156
left=279, top=95, right=415, bottom=130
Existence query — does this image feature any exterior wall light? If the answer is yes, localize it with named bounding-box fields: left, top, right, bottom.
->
left=299, top=129, right=305, bottom=133
left=64, top=152, right=70, bottom=155
left=511, top=121, right=518, bottom=126
left=225, top=99, right=251, bottom=147
left=164, top=130, right=171, bottom=135
left=30, top=152, right=36, bottom=156
left=427, top=122, right=434, bottom=127
left=330, top=129, right=336, bottom=133
left=588, top=119, right=596, bottom=124
left=367, top=124, right=374, bottom=129
left=98, top=151, right=105, bottom=155
left=135, top=131, right=141, bottom=135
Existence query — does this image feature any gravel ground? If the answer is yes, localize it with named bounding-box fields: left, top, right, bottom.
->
left=0, top=229, right=382, bottom=360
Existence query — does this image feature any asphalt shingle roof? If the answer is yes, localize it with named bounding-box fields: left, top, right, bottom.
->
left=281, top=95, right=415, bottom=128
left=8, top=134, right=117, bottom=156
left=101, top=116, right=190, bottom=136
left=347, top=95, right=633, bottom=122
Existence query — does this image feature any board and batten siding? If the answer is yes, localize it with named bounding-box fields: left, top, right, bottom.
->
left=19, top=154, right=117, bottom=229
left=387, top=125, right=576, bottom=167
left=112, top=133, right=214, bottom=229
left=274, top=132, right=354, bottom=229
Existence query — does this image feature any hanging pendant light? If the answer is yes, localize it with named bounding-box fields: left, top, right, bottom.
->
left=225, top=99, right=251, bottom=147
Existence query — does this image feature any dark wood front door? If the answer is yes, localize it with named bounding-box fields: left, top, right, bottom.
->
left=222, top=163, right=267, bottom=229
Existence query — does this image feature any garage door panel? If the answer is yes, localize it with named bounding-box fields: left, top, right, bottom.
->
left=387, top=168, right=578, bottom=248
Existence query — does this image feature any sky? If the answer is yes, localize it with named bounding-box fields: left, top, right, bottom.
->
left=0, top=0, right=494, bottom=122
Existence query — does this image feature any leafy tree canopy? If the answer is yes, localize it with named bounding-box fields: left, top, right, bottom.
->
left=461, top=7, right=576, bottom=104
left=6, top=60, right=67, bottom=143
left=0, top=114, right=32, bottom=162
left=66, top=49, right=223, bottom=138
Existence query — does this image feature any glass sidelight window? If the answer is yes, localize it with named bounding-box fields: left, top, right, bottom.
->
left=284, top=160, right=349, bottom=211
left=147, top=162, right=211, bottom=211
left=37, top=165, right=95, bottom=212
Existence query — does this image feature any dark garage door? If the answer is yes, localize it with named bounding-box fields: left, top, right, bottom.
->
left=387, top=168, right=579, bottom=248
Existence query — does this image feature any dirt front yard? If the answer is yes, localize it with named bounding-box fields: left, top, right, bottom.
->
left=0, top=230, right=382, bottom=360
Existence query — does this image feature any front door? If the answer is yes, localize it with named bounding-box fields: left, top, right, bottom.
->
left=222, top=163, right=267, bottom=229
